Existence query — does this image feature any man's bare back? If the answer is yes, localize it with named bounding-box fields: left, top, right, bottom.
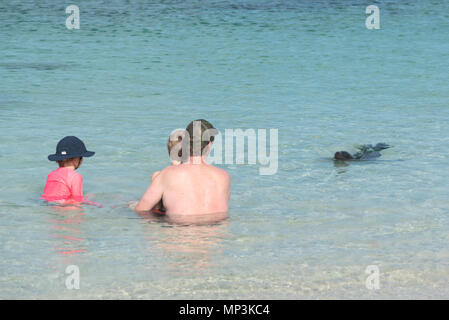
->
left=136, top=119, right=230, bottom=216
left=136, top=159, right=230, bottom=215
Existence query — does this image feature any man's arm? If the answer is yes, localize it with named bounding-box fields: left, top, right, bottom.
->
left=135, top=172, right=164, bottom=212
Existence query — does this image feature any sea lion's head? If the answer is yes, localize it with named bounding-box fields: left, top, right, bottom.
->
left=334, top=151, right=353, bottom=161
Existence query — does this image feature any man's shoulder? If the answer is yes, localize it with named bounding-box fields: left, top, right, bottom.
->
left=160, top=164, right=180, bottom=173
left=151, top=170, right=161, bottom=180
left=162, top=163, right=228, bottom=177
left=205, top=165, right=230, bottom=184
left=158, top=164, right=185, bottom=178
left=157, top=165, right=190, bottom=186
left=212, top=165, right=230, bottom=178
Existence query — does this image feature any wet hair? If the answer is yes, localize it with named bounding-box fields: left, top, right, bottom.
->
left=185, top=119, right=217, bottom=157
left=334, top=151, right=353, bottom=161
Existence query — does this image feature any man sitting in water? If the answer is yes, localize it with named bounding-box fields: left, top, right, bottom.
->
left=135, top=119, right=230, bottom=216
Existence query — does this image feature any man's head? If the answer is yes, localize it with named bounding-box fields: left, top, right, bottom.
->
left=185, top=119, right=217, bottom=157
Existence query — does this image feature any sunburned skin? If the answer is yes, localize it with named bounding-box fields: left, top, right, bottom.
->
left=135, top=120, right=230, bottom=216
left=136, top=152, right=230, bottom=216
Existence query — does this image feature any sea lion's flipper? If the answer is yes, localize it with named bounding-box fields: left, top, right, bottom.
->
left=359, top=151, right=381, bottom=159
left=354, top=144, right=373, bottom=152
left=373, top=143, right=391, bottom=151
left=337, top=143, right=390, bottom=161
left=353, top=151, right=363, bottom=159
left=354, top=144, right=375, bottom=159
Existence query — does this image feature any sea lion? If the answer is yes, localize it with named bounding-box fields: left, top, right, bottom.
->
left=334, top=151, right=354, bottom=160
left=334, top=143, right=391, bottom=161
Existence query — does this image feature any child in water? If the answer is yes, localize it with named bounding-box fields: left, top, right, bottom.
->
left=149, top=130, right=185, bottom=214
left=42, top=136, right=102, bottom=207
left=152, top=130, right=184, bottom=179
left=129, top=130, right=184, bottom=214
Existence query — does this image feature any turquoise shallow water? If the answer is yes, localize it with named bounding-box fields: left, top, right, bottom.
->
left=1, top=0, right=449, bottom=299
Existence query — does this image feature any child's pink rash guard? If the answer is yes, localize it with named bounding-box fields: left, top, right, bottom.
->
left=42, top=167, right=84, bottom=203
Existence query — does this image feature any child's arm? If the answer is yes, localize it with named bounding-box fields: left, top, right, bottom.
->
left=83, top=199, right=104, bottom=208
left=71, top=174, right=103, bottom=208
left=71, top=174, right=84, bottom=203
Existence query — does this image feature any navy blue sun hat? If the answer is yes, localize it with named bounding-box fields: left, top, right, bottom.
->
left=48, top=136, right=95, bottom=162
